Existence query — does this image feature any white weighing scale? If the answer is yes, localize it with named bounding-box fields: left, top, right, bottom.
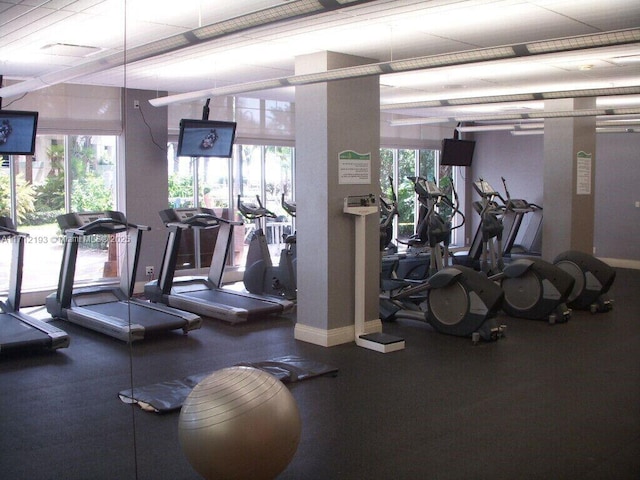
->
left=344, top=194, right=405, bottom=353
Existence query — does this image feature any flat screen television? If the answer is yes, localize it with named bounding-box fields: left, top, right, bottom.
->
left=440, top=138, right=475, bottom=167
left=0, top=110, right=39, bottom=156
left=177, top=119, right=237, bottom=158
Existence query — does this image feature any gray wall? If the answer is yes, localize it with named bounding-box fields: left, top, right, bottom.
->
left=594, top=133, right=640, bottom=260
left=470, top=130, right=640, bottom=263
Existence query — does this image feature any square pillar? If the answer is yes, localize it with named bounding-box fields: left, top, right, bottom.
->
left=293, top=52, right=381, bottom=347
left=542, top=98, right=596, bottom=260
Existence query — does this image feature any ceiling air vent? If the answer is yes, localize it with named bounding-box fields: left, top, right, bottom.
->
left=41, top=43, right=102, bottom=57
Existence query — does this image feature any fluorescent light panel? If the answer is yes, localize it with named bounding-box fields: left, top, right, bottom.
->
left=193, top=0, right=323, bottom=40
left=511, top=127, right=640, bottom=135
left=387, top=46, right=516, bottom=72
left=382, top=86, right=640, bottom=111
left=526, top=28, right=640, bottom=54
left=151, top=27, right=640, bottom=106
left=457, top=123, right=544, bottom=132
left=390, top=108, right=640, bottom=126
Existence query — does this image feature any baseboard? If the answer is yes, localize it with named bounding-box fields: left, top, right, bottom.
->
left=294, top=319, right=383, bottom=347
left=599, top=258, right=640, bottom=270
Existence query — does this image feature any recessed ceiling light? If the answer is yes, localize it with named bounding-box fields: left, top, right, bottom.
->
left=578, top=64, right=594, bottom=71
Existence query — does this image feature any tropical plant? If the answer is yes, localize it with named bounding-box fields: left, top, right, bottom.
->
left=34, top=174, right=65, bottom=211
left=0, top=173, right=37, bottom=221
left=71, top=174, right=113, bottom=212
left=169, top=173, right=194, bottom=199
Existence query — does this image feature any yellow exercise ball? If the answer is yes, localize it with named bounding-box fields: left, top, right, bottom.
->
left=179, top=366, right=301, bottom=480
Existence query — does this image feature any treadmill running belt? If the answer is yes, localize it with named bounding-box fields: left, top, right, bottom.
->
left=180, top=288, right=284, bottom=313
left=0, top=314, right=52, bottom=351
left=86, top=302, right=190, bottom=331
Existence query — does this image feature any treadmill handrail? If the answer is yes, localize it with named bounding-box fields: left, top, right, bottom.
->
left=184, top=212, right=242, bottom=227
left=0, top=225, right=28, bottom=237
left=237, top=194, right=278, bottom=221
left=162, top=210, right=242, bottom=229
left=0, top=215, right=29, bottom=237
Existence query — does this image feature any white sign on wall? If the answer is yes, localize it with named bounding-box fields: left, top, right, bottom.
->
left=576, top=151, right=592, bottom=195
left=338, top=150, right=371, bottom=184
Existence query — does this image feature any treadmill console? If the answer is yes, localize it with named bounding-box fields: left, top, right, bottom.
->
left=423, top=179, right=442, bottom=197
left=507, top=199, right=531, bottom=211
left=160, top=208, right=220, bottom=228
left=56, top=211, right=128, bottom=234
left=473, top=179, right=499, bottom=198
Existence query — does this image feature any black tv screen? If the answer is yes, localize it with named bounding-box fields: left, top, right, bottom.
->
left=440, top=138, right=475, bottom=167
left=0, top=110, right=39, bottom=156
left=177, top=119, right=237, bottom=158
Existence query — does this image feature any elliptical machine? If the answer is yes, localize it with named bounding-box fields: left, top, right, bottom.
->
left=456, top=178, right=574, bottom=324
left=500, top=177, right=543, bottom=257
left=495, top=180, right=615, bottom=314
left=386, top=176, right=464, bottom=281
left=553, top=251, right=615, bottom=313
left=380, top=177, right=506, bottom=343
left=379, top=177, right=398, bottom=255
left=237, top=194, right=296, bottom=300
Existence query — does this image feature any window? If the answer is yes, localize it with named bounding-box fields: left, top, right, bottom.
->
left=379, top=147, right=456, bottom=249
left=0, top=134, right=118, bottom=292
left=167, top=142, right=294, bottom=272
left=233, top=145, right=294, bottom=265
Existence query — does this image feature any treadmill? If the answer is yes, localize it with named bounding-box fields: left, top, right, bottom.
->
left=1, top=216, right=70, bottom=353
left=45, top=211, right=202, bottom=342
left=145, top=207, right=294, bottom=323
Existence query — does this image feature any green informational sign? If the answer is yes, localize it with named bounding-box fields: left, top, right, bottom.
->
left=338, top=150, right=371, bottom=184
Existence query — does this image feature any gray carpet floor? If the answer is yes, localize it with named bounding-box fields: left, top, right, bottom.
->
left=1, top=268, right=639, bottom=479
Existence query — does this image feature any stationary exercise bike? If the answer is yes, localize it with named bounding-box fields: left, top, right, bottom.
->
left=237, top=194, right=296, bottom=300
left=280, top=193, right=297, bottom=262
left=380, top=177, right=505, bottom=343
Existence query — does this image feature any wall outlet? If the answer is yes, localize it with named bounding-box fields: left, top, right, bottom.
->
left=145, top=266, right=154, bottom=276
left=133, top=100, right=140, bottom=109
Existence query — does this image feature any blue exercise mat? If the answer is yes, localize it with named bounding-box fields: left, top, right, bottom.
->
left=118, top=355, right=338, bottom=413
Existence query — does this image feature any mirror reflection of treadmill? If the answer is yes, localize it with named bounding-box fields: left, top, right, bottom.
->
left=144, top=208, right=293, bottom=323
left=45, top=211, right=202, bottom=342
left=1, top=216, right=70, bottom=353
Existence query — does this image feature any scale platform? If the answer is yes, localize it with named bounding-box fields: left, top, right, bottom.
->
left=357, top=332, right=405, bottom=353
